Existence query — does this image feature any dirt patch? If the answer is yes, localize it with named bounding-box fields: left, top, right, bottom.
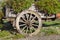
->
left=17, top=35, right=60, bottom=40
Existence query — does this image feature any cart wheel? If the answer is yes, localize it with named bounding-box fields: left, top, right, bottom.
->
left=16, top=10, right=42, bottom=36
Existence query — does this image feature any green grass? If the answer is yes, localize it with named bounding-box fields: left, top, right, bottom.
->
left=0, top=21, right=25, bottom=39
left=0, top=24, right=3, bottom=28
left=41, top=19, right=60, bottom=35
left=0, top=30, right=24, bottom=39
left=0, top=30, right=11, bottom=38
left=12, top=33, right=24, bottom=39
left=43, top=19, right=60, bottom=27
left=41, top=27, right=58, bottom=35
left=0, top=19, right=60, bottom=39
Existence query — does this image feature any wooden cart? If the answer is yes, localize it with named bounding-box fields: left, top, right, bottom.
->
left=2, top=4, right=42, bottom=36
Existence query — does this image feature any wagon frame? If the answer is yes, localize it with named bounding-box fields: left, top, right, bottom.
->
left=2, top=4, right=56, bottom=36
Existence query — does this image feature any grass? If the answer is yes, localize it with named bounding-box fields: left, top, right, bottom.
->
left=0, top=30, right=24, bottom=40
left=0, top=24, right=3, bottom=28
left=41, top=27, right=58, bottom=35
left=41, top=19, right=60, bottom=35
left=12, top=33, right=24, bottom=39
left=0, top=30, right=11, bottom=38
left=0, top=19, right=60, bottom=39
left=43, top=19, right=60, bottom=27
left=0, top=23, right=25, bottom=40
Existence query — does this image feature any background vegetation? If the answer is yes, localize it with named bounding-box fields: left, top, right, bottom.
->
left=3, top=0, right=34, bottom=13
left=0, top=11, right=4, bottom=19
left=35, top=0, right=60, bottom=14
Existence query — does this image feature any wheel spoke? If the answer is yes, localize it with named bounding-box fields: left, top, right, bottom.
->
left=22, top=26, right=27, bottom=31
left=22, top=15, right=26, bottom=22
left=26, top=14, right=29, bottom=20
left=31, top=20, right=38, bottom=23
left=31, top=16, right=36, bottom=22
left=32, top=24, right=38, bottom=27
left=30, top=26, right=36, bottom=31
left=19, top=19, right=26, bottom=23
left=32, top=24, right=38, bottom=28
left=29, top=14, right=33, bottom=21
left=30, top=27, right=33, bottom=33
left=30, top=25, right=36, bottom=30
left=26, top=27, right=28, bottom=34
left=19, top=24, right=26, bottom=27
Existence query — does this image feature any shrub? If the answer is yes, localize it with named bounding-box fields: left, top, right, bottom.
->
left=35, top=0, right=60, bottom=14
left=0, top=11, right=4, bottom=19
left=4, top=0, right=34, bottom=13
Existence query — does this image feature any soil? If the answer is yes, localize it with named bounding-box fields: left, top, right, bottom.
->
left=13, top=35, right=60, bottom=40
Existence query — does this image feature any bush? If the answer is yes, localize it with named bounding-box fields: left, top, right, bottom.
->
left=35, top=0, right=60, bottom=14
left=4, top=0, right=34, bottom=13
left=0, top=11, right=4, bottom=19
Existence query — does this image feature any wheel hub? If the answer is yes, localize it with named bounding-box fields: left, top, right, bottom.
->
left=26, top=20, right=30, bottom=27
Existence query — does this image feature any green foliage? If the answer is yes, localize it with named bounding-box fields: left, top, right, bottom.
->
left=0, top=30, right=24, bottom=39
left=41, top=27, right=58, bottom=35
left=12, top=33, right=24, bottom=39
left=41, top=19, right=60, bottom=35
left=4, top=0, right=34, bottom=13
left=43, top=20, right=60, bottom=27
left=0, top=2, right=4, bottom=19
left=0, top=11, right=4, bottom=19
left=0, top=24, right=3, bottom=28
left=35, top=0, right=60, bottom=14
left=0, top=31, right=11, bottom=38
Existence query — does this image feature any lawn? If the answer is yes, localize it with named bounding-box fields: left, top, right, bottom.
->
left=0, top=23, right=25, bottom=40
left=0, top=19, right=60, bottom=40
left=43, top=19, right=60, bottom=27
left=41, top=19, right=60, bottom=35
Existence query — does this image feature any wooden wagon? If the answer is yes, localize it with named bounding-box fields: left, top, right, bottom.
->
left=2, top=4, right=56, bottom=36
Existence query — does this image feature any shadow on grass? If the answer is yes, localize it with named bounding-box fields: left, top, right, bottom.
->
left=42, top=23, right=60, bottom=27
left=1, top=20, right=60, bottom=34
left=0, top=21, right=18, bottom=35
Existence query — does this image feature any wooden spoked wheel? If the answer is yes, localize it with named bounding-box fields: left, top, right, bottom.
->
left=16, top=10, right=42, bottom=36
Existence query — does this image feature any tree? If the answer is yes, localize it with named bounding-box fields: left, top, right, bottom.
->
left=4, top=0, right=34, bottom=13
left=35, top=0, right=60, bottom=14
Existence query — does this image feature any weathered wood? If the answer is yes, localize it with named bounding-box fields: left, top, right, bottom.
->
left=15, top=10, right=42, bottom=36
